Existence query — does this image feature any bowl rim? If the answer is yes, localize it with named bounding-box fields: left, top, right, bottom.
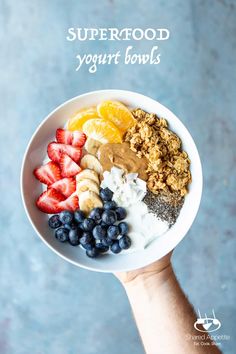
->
left=20, top=89, right=203, bottom=272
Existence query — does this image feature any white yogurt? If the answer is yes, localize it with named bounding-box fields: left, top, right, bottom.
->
left=101, top=167, right=169, bottom=252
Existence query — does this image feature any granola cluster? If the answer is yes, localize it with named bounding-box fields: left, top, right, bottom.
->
left=124, top=108, right=191, bottom=197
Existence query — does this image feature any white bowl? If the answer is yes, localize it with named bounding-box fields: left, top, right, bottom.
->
left=21, top=90, right=202, bottom=272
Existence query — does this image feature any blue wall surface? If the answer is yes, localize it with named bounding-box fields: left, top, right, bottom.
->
left=0, top=0, right=235, bottom=353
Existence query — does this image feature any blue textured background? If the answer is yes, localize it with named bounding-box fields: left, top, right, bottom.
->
left=1, top=0, right=235, bottom=353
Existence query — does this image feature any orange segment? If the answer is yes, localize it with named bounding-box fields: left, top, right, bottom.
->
left=97, top=100, right=135, bottom=133
left=67, top=107, right=100, bottom=131
left=82, top=118, right=122, bottom=144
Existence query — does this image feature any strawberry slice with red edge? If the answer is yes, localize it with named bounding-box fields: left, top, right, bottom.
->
left=56, top=128, right=72, bottom=145
left=50, top=177, right=76, bottom=198
left=71, top=131, right=86, bottom=147
left=59, top=153, right=82, bottom=178
left=57, top=193, right=79, bottom=212
left=36, top=188, right=65, bottom=214
left=47, top=142, right=82, bottom=163
left=56, top=128, right=86, bottom=147
left=34, top=161, right=61, bottom=186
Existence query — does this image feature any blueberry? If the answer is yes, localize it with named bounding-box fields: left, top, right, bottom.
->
left=102, top=210, right=117, bottom=225
left=64, top=222, right=77, bottom=230
left=107, top=225, right=120, bottom=240
left=104, top=201, right=117, bottom=210
left=110, top=241, right=122, bottom=254
left=82, top=218, right=96, bottom=231
left=89, top=207, right=103, bottom=222
left=86, top=248, right=99, bottom=258
left=48, top=215, right=62, bottom=229
left=118, top=222, right=129, bottom=235
left=92, top=225, right=107, bottom=240
left=68, top=229, right=80, bottom=246
left=100, top=220, right=108, bottom=228
left=100, top=187, right=113, bottom=201
left=95, top=243, right=109, bottom=253
left=78, top=223, right=85, bottom=231
left=59, top=210, right=74, bottom=224
left=81, top=242, right=94, bottom=251
left=80, top=232, right=93, bottom=246
left=119, top=235, right=131, bottom=250
left=115, top=207, right=127, bottom=221
left=101, top=237, right=113, bottom=247
left=74, top=210, right=85, bottom=223
left=55, top=227, right=69, bottom=242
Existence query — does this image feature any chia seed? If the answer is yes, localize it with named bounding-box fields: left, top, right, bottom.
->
left=143, top=190, right=184, bottom=226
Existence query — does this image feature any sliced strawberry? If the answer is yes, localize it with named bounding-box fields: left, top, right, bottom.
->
left=56, top=128, right=72, bottom=145
left=36, top=188, right=65, bottom=214
left=59, top=153, right=82, bottom=178
left=34, top=161, right=61, bottom=186
left=63, top=144, right=82, bottom=162
left=58, top=193, right=79, bottom=212
left=47, top=142, right=61, bottom=162
left=50, top=177, right=76, bottom=198
left=47, top=142, right=82, bottom=163
left=72, top=131, right=87, bottom=147
left=56, top=128, right=86, bottom=147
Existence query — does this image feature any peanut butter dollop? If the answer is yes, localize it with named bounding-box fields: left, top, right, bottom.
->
left=97, top=142, right=148, bottom=181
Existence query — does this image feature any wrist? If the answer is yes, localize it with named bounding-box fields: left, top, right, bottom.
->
left=123, top=263, right=174, bottom=293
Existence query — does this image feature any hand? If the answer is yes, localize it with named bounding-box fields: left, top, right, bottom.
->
left=114, top=252, right=173, bottom=285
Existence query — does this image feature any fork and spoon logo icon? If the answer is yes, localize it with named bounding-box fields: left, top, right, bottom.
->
left=194, top=309, right=221, bottom=332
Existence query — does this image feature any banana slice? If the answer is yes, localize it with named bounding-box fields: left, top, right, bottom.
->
left=84, top=137, right=102, bottom=156
left=80, top=154, right=103, bottom=175
left=76, top=178, right=99, bottom=195
left=79, top=190, right=103, bottom=214
left=76, top=169, right=99, bottom=185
